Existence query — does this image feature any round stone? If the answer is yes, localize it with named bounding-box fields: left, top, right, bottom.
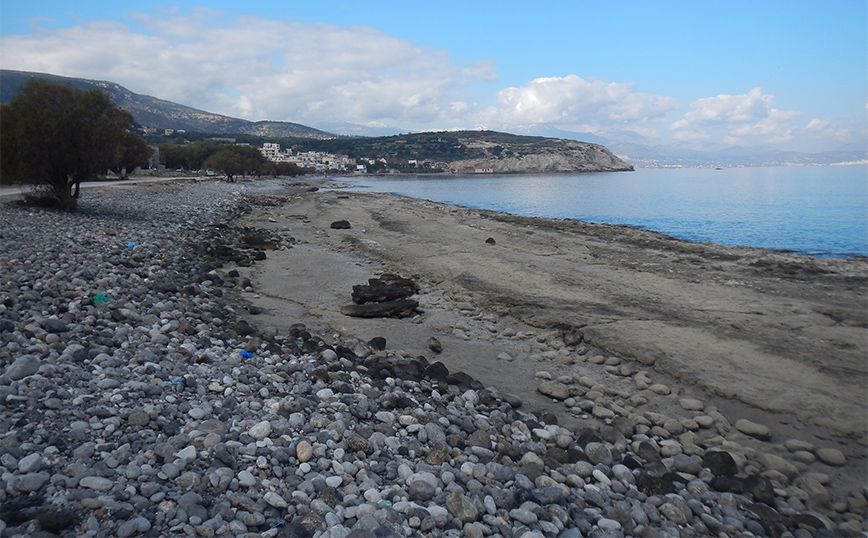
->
left=784, top=439, right=816, bottom=453
left=128, top=411, right=150, bottom=426
left=264, top=491, right=288, bottom=508
left=537, top=381, right=570, bottom=400
left=816, top=447, right=846, bottom=466
left=648, top=383, right=670, bottom=395
left=296, top=440, right=313, bottom=462
left=17, top=453, right=45, bottom=473
left=584, top=442, right=613, bottom=465
left=16, top=472, right=48, bottom=492
left=237, top=470, right=257, bottom=487
left=80, top=476, right=114, bottom=491
left=734, top=418, right=771, bottom=441
left=659, top=502, right=690, bottom=525
left=248, top=420, right=271, bottom=440
left=177, top=446, right=198, bottom=462
left=679, top=398, right=704, bottom=411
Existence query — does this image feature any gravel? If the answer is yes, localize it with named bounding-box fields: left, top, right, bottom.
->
left=0, top=178, right=865, bottom=537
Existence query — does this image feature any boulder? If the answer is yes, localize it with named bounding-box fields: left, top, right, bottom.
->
left=341, top=299, right=419, bottom=318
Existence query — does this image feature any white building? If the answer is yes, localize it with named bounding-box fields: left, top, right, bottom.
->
left=260, top=144, right=351, bottom=171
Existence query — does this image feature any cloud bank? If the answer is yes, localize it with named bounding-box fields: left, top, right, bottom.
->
left=671, top=88, right=803, bottom=145
left=477, top=75, right=680, bottom=139
left=1, top=9, right=856, bottom=150
left=1, top=9, right=494, bottom=126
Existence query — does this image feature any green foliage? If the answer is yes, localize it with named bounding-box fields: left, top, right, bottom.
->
left=264, top=161, right=305, bottom=177
left=0, top=79, right=140, bottom=210
left=109, top=131, right=153, bottom=179
left=202, top=146, right=268, bottom=182
left=157, top=141, right=223, bottom=170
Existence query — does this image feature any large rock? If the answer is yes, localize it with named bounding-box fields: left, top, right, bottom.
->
left=351, top=274, right=418, bottom=304
left=537, top=381, right=570, bottom=400
left=341, top=299, right=419, bottom=318
left=702, top=451, right=738, bottom=476
left=3, top=355, right=40, bottom=381
left=445, top=492, right=478, bottom=523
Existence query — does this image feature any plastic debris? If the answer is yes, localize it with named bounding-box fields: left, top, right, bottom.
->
left=92, top=293, right=110, bottom=304
left=240, top=350, right=254, bottom=359
left=124, top=242, right=135, bottom=248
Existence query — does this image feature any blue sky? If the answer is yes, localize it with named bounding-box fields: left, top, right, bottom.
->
left=1, top=1, right=865, bottom=151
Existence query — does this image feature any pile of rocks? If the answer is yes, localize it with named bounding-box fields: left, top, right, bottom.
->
left=341, top=275, right=420, bottom=319
left=0, top=179, right=865, bottom=538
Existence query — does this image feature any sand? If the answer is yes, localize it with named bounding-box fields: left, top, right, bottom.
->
left=230, top=183, right=867, bottom=490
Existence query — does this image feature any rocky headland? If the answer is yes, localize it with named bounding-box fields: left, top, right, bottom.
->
left=0, top=178, right=865, bottom=538
left=446, top=136, right=632, bottom=174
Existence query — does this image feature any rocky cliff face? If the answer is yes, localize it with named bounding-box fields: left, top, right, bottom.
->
left=449, top=136, right=633, bottom=173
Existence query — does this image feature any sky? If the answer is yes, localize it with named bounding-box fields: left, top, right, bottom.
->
left=1, top=1, right=865, bottom=152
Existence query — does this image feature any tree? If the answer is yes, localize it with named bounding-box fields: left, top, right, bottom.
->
left=264, top=161, right=304, bottom=177
left=0, top=79, right=137, bottom=210
left=109, top=131, right=153, bottom=179
left=202, top=146, right=268, bottom=182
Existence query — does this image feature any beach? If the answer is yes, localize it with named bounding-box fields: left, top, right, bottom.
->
left=235, top=185, right=868, bottom=493
left=2, top=177, right=866, bottom=536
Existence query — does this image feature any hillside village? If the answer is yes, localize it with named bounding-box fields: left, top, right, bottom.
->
left=257, top=142, right=473, bottom=174
left=260, top=143, right=355, bottom=173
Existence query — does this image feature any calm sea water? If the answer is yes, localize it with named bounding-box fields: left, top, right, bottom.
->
left=342, top=165, right=868, bottom=258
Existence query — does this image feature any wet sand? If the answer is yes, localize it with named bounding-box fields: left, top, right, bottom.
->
left=231, top=186, right=867, bottom=496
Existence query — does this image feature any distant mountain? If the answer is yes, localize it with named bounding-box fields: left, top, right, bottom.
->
left=607, top=140, right=868, bottom=167
left=0, top=70, right=337, bottom=139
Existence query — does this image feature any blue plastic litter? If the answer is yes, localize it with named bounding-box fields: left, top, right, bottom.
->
left=124, top=242, right=135, bottom=248
left=240, top=350, right=253, bottom=359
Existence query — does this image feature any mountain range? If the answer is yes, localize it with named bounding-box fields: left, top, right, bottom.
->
left=0, top=70, right=336, bottom=139
left=1, top=69, right=865, bottom=167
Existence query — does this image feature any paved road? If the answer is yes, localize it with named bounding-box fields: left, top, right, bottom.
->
left=0, top=176, right=204, bottom=200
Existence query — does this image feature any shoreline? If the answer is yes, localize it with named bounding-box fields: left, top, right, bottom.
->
left=1, top=177, right=866, bottom=536
left=335, top=165, right=868, bottom=260
left=233, top=183, right=867, bottom=505
left=239, top=187, right=868, bottom=429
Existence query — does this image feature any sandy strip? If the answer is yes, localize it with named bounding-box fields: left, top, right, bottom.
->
left=231, top=186, right=867, bottom=483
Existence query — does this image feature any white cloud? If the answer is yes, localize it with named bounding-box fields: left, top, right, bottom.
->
left=0, top=10, right=496, bottom=126
left=671, top=88, right=803, bottom=145
left=476, top=75, right=679, bottom=135
left=803, top=118, right=854, bottom=142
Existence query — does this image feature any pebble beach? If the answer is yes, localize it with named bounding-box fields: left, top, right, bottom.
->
left=0, top=177, right=866, bottom=538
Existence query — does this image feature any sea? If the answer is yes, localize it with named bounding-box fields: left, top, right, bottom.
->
left=340, top=165, right=868, bottom=259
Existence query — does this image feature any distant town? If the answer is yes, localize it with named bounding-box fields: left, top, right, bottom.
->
left=141, top=128, right=495, bottom=174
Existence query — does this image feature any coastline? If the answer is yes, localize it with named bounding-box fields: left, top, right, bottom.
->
left=234, top=185, right=867, bottom=500
left=2, top=177, right=866, bottom=535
